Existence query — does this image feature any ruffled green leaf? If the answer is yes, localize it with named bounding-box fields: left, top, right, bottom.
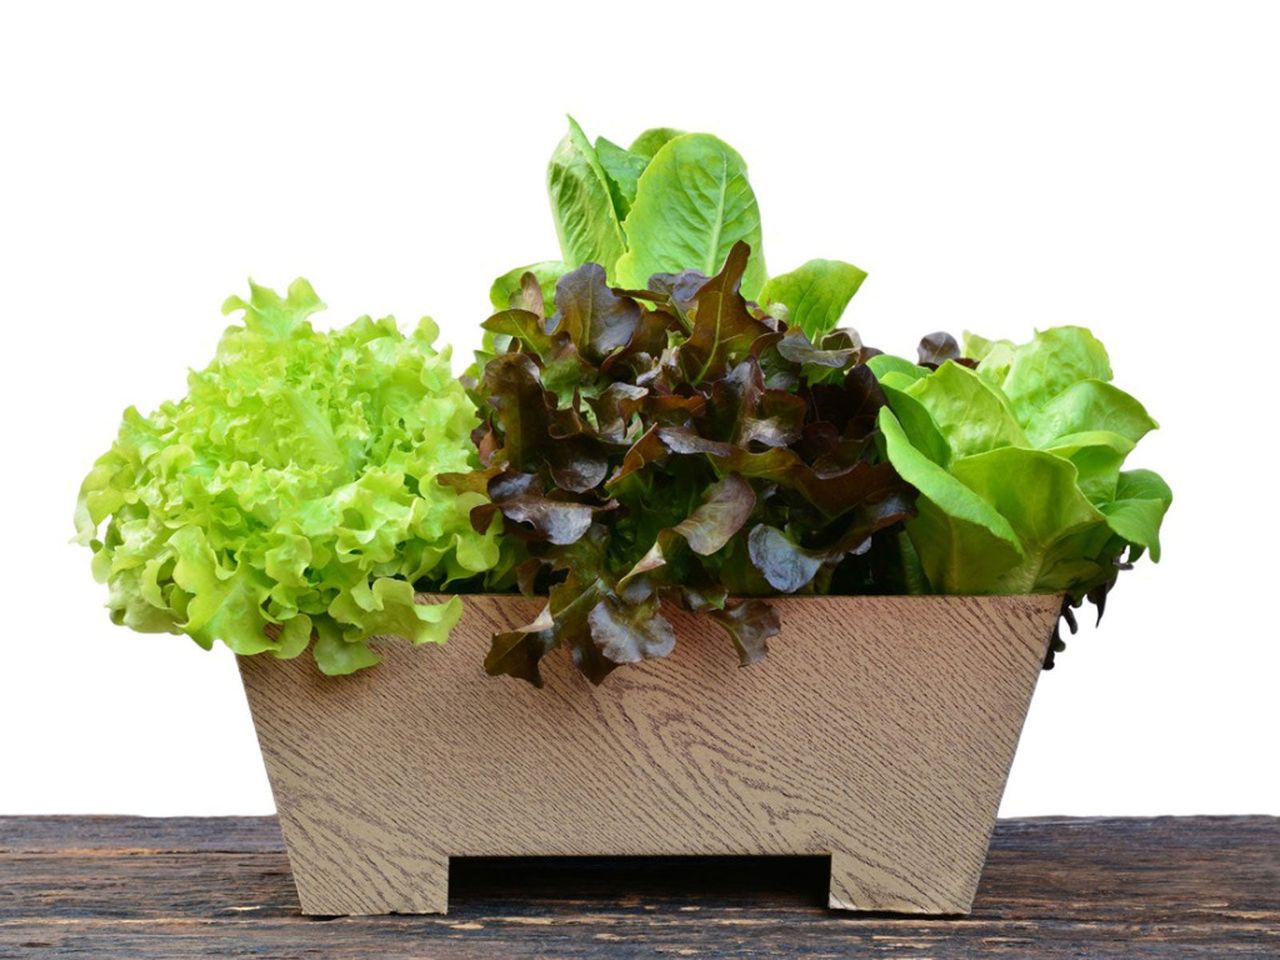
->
left=77, top=280, right=497, bottom=674
left=978, top=326, right=1113, bottom=423
left=1023, top=380, right=1157, bottom=448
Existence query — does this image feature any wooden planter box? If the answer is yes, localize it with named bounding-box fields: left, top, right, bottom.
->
left=240, top=594, right=1060, bottom=916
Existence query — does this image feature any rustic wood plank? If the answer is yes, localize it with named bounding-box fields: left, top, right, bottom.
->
left=3, top=918, right=1276, bottom=959
left=0, top=815, right=284, bottom=853
left=240, top=594, right=1061, bottom=915
left=0, top=816, right=1275, bottom=958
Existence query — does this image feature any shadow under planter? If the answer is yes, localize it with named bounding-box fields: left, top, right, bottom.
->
left=239, top=594, right=1060, bottom=916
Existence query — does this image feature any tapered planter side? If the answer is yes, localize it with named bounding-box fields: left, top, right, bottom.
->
left=240, top=594, right=1059, bottom=916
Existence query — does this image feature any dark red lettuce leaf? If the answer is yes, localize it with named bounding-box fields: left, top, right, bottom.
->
left=466, top=243, right=917, bottom=685
left=709, top=599, right=781, bottom=666
left=917, top=331, right=961, bottom=367
left=552, top=264, right=643, bottom=362
left=675, top=242, right=772, bottom=384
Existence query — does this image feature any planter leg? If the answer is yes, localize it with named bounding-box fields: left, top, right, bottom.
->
left=827, top=851, right=976, bottom=915
left=828, top=852, right=864, bottom=912
left=414, top=856, right=450, bottom=915
left=292, top=853, right=450, bottom=916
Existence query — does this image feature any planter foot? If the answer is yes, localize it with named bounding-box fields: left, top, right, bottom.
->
left=827, top=852, right=863, bottom=912
left=292, top=854, right=449, bottom=916
left=827, top=851, right=975, bottom=915
left=415, top=861, right=449, bottom=915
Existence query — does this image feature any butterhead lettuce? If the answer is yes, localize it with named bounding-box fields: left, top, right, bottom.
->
left=75, top=279, right=500, bottom=674
left=871, top=327, right=1171, bottom=662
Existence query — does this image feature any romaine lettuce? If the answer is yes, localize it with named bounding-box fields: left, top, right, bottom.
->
left=497, top=120, right=865, bottom=328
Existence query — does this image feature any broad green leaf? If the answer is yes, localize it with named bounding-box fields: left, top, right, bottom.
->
left=760, top=259, right=867, bottom=338
left=986, top=326, right=1113, bottom=423
left=950, top=447, right=1108, bottom=593
left=962, top=331, right=1014, bottom=362
left=1023, top=379, right=1157, bottom=448
left=547, top=117, right=626, bottom=274
left=1043, top=430, right=1134, bottom=503
left=628, top=126, right=684, bottom=160
left=1115, top=467, right=1173, bottom=505
left=1101, top=469, right=1173, bottom=561
left=905, top=361, right=1028, bottom=458
left=879, top=383, right=951, bottom=468
left=879, top=409, right=1023, bottom=593
left=616, top=134, right=766, bottom=299
left=594, top=136, right=649, bottom=220
left=868, top=353, right=930, bottom=386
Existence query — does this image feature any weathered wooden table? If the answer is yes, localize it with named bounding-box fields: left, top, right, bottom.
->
left=1, top=816, right=1276, bottom=958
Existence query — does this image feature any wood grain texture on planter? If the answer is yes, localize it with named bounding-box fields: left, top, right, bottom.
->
left=239, top=594, right=1060, bottom=917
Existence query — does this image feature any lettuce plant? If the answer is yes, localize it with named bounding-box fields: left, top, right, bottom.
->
left=75, top=119, right=1173, bottom=686
left=452, top=242, right=915, bottom=686
left=870, top=330, right=1172, bottom=664
left=491, top=119, right=868, bottom=340
left=475, top=120, right=1172, bottom=680
left=75, top=280, right=501, bottom=674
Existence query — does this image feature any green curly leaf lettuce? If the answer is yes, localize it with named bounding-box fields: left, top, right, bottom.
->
left=75, top=279, right=500, bottom=674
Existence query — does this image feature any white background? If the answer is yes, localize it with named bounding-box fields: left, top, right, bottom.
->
left=2, top=2, right=1276, bottom=817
